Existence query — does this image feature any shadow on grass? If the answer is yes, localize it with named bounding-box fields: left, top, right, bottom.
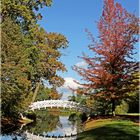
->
left=77, top=123, right=139, bottom=140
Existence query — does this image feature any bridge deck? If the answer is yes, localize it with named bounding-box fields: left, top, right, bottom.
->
left=29, top=100, right=89, bottom=113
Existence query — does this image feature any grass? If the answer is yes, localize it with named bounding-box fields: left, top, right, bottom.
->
left=122, top=113, right=140, bottom=116
left=77, top=119, right=139, bottom=140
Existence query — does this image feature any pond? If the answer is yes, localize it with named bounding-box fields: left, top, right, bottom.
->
left=1, top=109, right=84, bottom=140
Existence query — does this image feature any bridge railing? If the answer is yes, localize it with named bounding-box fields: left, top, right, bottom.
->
left=29, top=100, right=89, bottom=113
left=29, top=100, right=78, bottom=109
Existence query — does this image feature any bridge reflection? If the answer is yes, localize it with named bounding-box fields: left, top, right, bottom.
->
left=24, top=131, right=77, bottom=140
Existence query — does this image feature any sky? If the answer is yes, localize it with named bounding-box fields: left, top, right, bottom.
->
left=38, top=0, right=139, bottom=99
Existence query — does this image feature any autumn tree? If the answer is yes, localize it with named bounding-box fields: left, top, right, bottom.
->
left=1, top=0, right=68, bottom=118
left=73, top=0, right=139, bottom=115
left=26, top=28, right=68, bottom=102
left=49, top=88, right=63, bottom=100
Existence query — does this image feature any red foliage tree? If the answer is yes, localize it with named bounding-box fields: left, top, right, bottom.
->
left=73, top=0, right=139, bottom=115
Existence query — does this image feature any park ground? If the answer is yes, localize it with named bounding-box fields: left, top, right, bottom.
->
left=77, top=114, right=140, bottom=140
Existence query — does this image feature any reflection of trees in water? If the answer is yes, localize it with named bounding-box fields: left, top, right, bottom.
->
left=2, top=111, right=83, bottom=139
left=21, top=110, right=83, bottom=136
left=69, top=113, right=78, bottom=125
left=68, top=113, right=83, bottom=133
left=23, top=110, right=60, bottom=134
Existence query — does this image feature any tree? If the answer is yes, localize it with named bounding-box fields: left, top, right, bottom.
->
left=73, top=0, right=139, bottom=115
left=2, top=24, right=68, bottom=117
left=1, top=0, right=68, bottom=118
left=115, top=100, right=129, bottom=114
left=29, top=28, right=68, bottom=102
left=49, top=89, right=62, bottom=100
left=125, top=71, right=139, bottom=113
left=1, top=0, right=52, bottom=31
left=68, top=87, right=87, bottom=105
left=34, top=85, right=50, bottom=101
left=1, top=18, right=33, bottom=117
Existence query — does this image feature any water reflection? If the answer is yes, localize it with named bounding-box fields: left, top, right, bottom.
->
left=24, top=110, right=60, bottom=134
left=1, top=110, right=83, bottom=140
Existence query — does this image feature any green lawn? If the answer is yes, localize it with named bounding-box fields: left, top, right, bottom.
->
left=77, top=119, right=139, bottom=140
left=122, top=113, right=140, bottom=116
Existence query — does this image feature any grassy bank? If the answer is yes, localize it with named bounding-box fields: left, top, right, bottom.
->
left=77, top=118, right=139, bottom=140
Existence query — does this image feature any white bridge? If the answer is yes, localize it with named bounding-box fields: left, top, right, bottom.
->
left=29, top=100, right=79, bottom=110
left=29, top=100, right=87, bottom=112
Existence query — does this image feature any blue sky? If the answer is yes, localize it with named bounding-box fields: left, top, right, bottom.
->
left=38, top=0, right=139, bottom=98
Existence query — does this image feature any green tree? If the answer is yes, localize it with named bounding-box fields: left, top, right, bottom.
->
left=29, top=28, right=68, bottom=102
left=34, top=85, right=50, bottom=101
left=1, top=18, right=32, bottom=117
left=1, top=0, right=68, bottom=119
left=115, top=100, right=129, bottom=114
left=125, top=71, right=139, bottom=113
left=1, top=0, right=52, bottom=31
left=68, top=89, right=86, bottom=105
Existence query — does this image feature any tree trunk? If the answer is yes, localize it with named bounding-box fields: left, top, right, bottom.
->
left=32, top=81, right=41, bottom=103
left=112, top=99, right=115, bottom=116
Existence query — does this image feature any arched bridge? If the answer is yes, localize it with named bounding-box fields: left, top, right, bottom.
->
left=29, top=100, right=79, bottom=110
left=29, top=100, right=88, bottom=112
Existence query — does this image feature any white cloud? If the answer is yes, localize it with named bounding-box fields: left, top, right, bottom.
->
left=75, top=61, right=87, bottom=67
left=58, top=77, right=83, bottom=100
left=63, top=77, right=81, bottom=89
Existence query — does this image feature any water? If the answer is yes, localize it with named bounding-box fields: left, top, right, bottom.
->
left=1, top=110, right=84, bottom=140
